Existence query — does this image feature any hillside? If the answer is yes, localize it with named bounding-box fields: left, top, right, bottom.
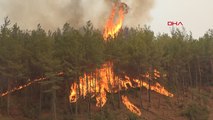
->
left=0, top=86, right=212, bottom=120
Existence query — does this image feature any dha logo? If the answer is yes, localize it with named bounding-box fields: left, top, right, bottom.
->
left=167, top=21, right=183, bottom=26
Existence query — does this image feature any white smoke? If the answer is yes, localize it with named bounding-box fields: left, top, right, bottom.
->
left=0, top=0, right=154, bottom=30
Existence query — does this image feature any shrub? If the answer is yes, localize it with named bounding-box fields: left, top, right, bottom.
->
left=127, top=113, right=139, bottom=120
left=181, top=102, right=209, bottom=120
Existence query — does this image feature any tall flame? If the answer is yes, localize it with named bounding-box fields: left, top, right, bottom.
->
left=103, top=2, right=126, bottom=40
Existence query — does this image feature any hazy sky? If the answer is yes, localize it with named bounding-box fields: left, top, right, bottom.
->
left=148, top=0, right=213, bottom=38
left=0, top=0, right=213, bottom=38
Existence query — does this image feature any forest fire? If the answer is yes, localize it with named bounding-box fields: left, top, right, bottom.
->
left=69, top=1, right=174, bottom=116
left=0, top=0, right=173, bottom=117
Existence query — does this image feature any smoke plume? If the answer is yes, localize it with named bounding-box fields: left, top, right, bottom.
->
left=0, top=0, right=154, bottom=30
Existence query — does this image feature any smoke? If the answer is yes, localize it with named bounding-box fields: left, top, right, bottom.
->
left=123, top=0, right=155, bottom=27
left=0, top=0, right=154, bottom=30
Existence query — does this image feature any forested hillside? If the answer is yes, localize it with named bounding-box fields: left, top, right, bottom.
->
left=0, top=18, right=213, bottom=120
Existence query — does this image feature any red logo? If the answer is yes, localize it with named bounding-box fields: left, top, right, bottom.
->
left=167, top=21, right=183, bottom=26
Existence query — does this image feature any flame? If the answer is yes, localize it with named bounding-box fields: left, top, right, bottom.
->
left=0, top=77, right=46, bottom=97
left=70, top=7, right=174, bottom=108
left=69, top=62, right=114, bottom=107
left=69, top=62, right=174, bottom=112
left=122, top=95, right=142, bottom=116
left=154, top=69, right=160, bottom=79
left=132, top=79, right=174, bottom=97
left=0, top=72, right=63, bottom=97
left=69, top=83, right=77, bottom=103
left=103, top=2, right=126, bottom=40
left=96, top=88, right=107, bottom=107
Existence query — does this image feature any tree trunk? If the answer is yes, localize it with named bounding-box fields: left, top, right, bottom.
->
left=210, top=59, right=213, bottom=84
left=111, top=76, right=115, bottom=109
left=39, top=84, right=42, bottom=120
left=108, top=67, right=115, bottom=109
left=24, top=83, right=28, bottom=110
left=182, top=75, right=185, bottom=95
left=148, top=76, right=151, bottom=108
left=86, top=74, right=88, bottom=97
left=7, top=80, right=11, bottom=115
left=75, top=75, right=79, bottom=119
left=197, top=58, right=202, bottom=91
left=98, top=71, right=103, bottom=120
left=0, top=83, right=2, bottom=111
left=65, top=79, right=73, bottom=114
left=118, top=76, right=121, bottom=109
left=86, top=74, right=89, bottom=113
left=195, top=67, right=198, bottom=89
left=188, top=64, right=193, bottom=87
left=95, top=72, right=97, bottom=94
left=52, top=88, right=57, bottom=120
left=158, top=94, right=161, bottom=109
left=88, top=73, right=92, bottom=119
left=174, top=70, right=180, bottom=104
left=148, top=67, right=152, bottom=109
left=139, top=79, right=143, bottom=110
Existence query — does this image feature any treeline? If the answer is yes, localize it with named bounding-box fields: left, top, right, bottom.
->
left=0, top=18, right=213, bottom=119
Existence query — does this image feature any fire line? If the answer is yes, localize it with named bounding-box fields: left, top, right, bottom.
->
left=122, top=95, right=142, bottom=116
left=0, top=77, right=46, bottom=97
left=0, top=72, right=64, bottom=97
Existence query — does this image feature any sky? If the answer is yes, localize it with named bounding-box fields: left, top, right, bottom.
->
left=0, top=0, right=213, bottom=39
left=148, top=0, right=213, bottom=38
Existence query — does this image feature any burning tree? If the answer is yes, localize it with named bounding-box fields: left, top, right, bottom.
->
left=69, top=1, right=173, bottom=117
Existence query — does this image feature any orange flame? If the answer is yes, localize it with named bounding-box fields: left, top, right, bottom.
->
left=122, top=95, right=142, bottom=116
left=132, top=79, right=174, bottom=97
left=0, top=72, right=63, bottom=97
left=103, top=2, right=126, bottom=40
left=69, top=62, right=114, bottom=107
left=69, top=83, right=77, bottom=103
left=0, top=77, right=46, bottom=97
left=69, top=62, right=174, bottom=112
